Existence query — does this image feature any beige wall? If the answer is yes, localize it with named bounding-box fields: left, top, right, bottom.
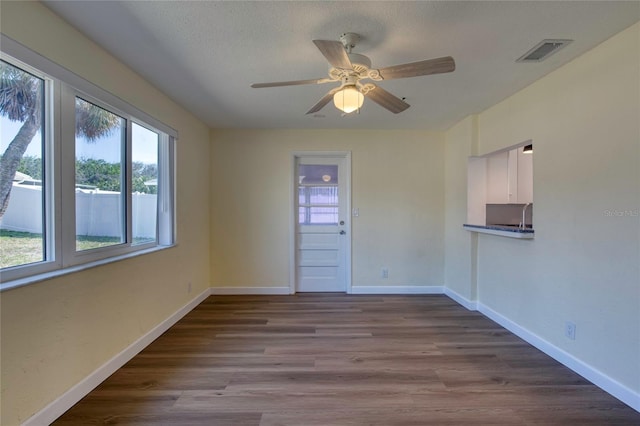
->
left=445, top=22, right=640, bottom=393
left=444, top=116, right=477, bottom=301
left=210, top=129, right=445, bottom=289
left=0, top=2, right=211, bottom=424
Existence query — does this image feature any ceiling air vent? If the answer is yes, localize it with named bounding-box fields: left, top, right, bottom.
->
left=517, top=39, right=572, bottom=62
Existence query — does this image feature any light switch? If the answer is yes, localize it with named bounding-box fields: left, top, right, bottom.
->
left=352, top=208, right=359, bottom=217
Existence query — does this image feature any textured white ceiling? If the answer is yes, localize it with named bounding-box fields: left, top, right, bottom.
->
left=43, top=1, right=639, bottom=130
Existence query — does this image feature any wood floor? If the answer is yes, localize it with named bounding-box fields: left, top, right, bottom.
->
left=54, top=294, right=640, bottom=425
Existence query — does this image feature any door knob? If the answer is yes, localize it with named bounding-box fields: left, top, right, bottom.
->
left=339, top=230, right=346, bottom=235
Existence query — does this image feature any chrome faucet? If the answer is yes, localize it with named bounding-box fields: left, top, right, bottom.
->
left=520, top=203, right=531, bottom=229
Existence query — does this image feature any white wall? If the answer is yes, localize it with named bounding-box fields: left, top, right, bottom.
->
left=445, top=22, right=640, bottom=402
left=210, top=129, right=445, bottom=291
left=0, top=2, right=211, bottom=425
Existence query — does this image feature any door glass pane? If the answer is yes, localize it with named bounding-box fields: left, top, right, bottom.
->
left=298, top=206, right=339, bottom=225
left=299, top=186, right=338, bottom=205
left=298, top=164, right=339, bottom=225
left=0, top=61, right=45, bottom=268
left=75, top=97, right=125, bottom=251
left=132, top=123, right=158, bottom=245
left=299, top=165, right=338, bottom=184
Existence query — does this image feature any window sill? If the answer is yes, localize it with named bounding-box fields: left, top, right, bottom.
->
left=0, top=244, right=176, bottom=292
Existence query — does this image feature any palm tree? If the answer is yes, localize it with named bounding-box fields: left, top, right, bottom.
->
left=0, top=61, right=119, bottom=218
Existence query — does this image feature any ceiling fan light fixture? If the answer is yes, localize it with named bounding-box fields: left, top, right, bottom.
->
left=252, top=33, right=455, bottom=116
left=333, top=85, right=363, bottom=113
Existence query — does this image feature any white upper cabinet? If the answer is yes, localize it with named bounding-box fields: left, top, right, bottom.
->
left=485, top=146, right=533, bottom=204
left=486, top=151, right=509, bottom=203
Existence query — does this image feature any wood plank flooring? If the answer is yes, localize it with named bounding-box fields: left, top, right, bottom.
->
left=53, top=294, right=640, bottom=425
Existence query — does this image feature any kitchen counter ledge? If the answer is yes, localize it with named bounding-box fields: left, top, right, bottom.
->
left=463, top=224, right=535, bottom=239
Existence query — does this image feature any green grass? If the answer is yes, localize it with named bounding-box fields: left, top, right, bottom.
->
left=0, top=230, right=150, bottom=269
left=76, top=234, right=123, bottom=250
left=0, top=230, right=44, bottom=269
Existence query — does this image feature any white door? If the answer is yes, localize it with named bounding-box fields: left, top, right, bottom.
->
left=295, top=154, right=350, bottom=292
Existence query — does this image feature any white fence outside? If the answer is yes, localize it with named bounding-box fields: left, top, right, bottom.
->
left=1, top=184, right=157, bottom=238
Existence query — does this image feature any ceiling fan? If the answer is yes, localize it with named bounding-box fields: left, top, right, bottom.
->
left=251, top=32, right=455, bottom=115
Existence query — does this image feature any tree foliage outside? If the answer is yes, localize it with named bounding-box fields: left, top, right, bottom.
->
left=4, top=155, right=157, bottom=194
left=0, top=61, right=43, bottom=217
left=75, top=158, right=122, bottom=192
left=13, top=154, right=43, bottom=181
left=0, top=60, right=121, bottom=218
left=75, top=158, right=157, bottom=193
left=132, top=161, right=158, bottom=194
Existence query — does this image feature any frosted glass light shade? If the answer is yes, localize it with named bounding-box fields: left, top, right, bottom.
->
left=333, top=86, right=364, bottom=113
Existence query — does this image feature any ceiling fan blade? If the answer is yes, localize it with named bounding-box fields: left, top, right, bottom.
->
left=377, top=56, right=455, bottom=80
left=251, top=78, right=332, bottom=88
left=363, top=84, right=410, bottom=114
left=306, top=87, right=341, bottom=115
left=313, top=40, right=353, bottom=70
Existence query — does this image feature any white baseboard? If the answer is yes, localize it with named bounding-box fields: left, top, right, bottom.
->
left=350, top=285, right=444, bottom=294
left=212, top=286, right=446, bottom=296
left=443, top=287, right=478, bottom=311
left=478, top=302, right=640, bottom=413
left=211, top=286, right=445, bottom=295
left=23, top=288, right=212, bottom=426
left=210, top=286, right=292, bottom=295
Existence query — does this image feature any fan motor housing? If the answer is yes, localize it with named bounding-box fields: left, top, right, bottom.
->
left=347, top=53, right=371, bottom=70
left=329, top=52, right=372, bottom=79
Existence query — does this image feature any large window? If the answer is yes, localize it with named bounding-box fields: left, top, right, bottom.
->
left=0, top=41, right=176, bottom=287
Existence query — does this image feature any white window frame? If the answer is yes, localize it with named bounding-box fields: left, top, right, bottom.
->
left=0, top=35, right=177, bottom=289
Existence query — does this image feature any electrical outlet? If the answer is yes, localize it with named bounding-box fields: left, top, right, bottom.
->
left=565, top=321, right=576, bottom=340
left=187, top=282, right=192, bottom=293
left=381, top=268, right=389, bottom=279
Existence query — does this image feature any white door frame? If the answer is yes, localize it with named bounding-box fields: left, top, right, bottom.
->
left=289, top=151, right=352, bottom=294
